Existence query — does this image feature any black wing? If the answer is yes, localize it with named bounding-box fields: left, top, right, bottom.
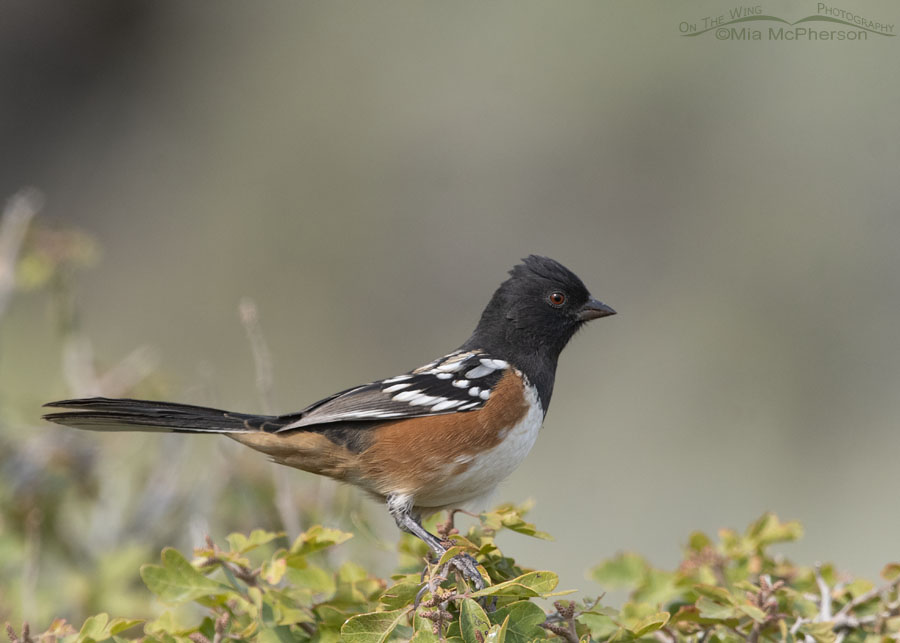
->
left=273, top=350, right=510, bottom=432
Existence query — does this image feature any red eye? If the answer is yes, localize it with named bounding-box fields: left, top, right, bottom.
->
left=548, top=292, right=566, bottom=307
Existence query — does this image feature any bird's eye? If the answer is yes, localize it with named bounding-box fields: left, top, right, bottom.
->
left=548, top=291, right=566, bottom=307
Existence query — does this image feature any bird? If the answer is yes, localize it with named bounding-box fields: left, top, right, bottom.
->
left=43, top=255, right=615, bottom=588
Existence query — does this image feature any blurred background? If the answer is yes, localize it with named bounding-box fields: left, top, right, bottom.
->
left=1, top=0, right=899, bottom=627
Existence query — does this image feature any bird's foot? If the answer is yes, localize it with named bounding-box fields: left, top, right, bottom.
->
left=445, top=552, right=486, bottom=591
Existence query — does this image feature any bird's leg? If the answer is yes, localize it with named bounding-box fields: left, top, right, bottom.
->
left=387, top=494, right=485, bottom=591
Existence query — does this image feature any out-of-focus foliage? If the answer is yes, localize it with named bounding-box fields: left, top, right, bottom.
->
left=0, top=198, right=374, bottom=628
left=5, top=508, right=900, bottom=642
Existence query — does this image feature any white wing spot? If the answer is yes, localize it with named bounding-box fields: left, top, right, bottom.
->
left=480, top=358, right=508, bottom=370
left=479, top=390, right=491, bottom=400
left=409, top=394, right=441, bottom=406
left=434, top=372, right=454, bottom=380
left=458, top=401, right=480, bottom=410
left=383, top=382, right=411, bottom=393
left=413, top=360, right=439, bottom=374
left=432, top=399, right=465, bottom=412
left=436, top=360, right=466, bottom=373
left=392, top=389, right=422, bottom=402
left=383, top=374, right=412, bottom=384
left=452, top=379, right=469, bottom=388
left=468, top=387, right=481, bottom=397
left=465, top=365, right=494, bottom=379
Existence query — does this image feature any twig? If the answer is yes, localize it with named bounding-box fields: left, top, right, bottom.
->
left=814, top=563, right=832, bottom=621
left=239, top=297, right=301, bottom=538
left=834, top=575, right=900, bottom=621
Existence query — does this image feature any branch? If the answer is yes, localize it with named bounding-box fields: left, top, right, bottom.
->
left=239, top=297, right=302, bottom=538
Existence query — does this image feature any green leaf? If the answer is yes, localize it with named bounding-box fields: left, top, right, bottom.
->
left=693, top=584, right=737, bottom=605
left=285, top=563, right=335, bottom=597
left=797, top=621, right=837, bottom=643
left=484, top=619, right=508, bottom=643
left=737, top=602, right=767, bottom=623
left=226, top=529, right=283, bottom=554
left=882, top=563, right=900, bottom=581
left=142, top=610, right=196, bottom=637
left=77, top=613, right=109, bottom=642
left=488, top=601, right=546, bottom=643
left=629, top=612, right=669, bottom=637
left=468, top=571, right=558, bottom=598
left=289, top=525, right=353, bottom=557
left=140, top=548, right=231, bottom=602
left=107, top=619, right=143, bottom=636
left=590, top=553, right=648, bottom=588
left=745, top=513, right=803, bottom=548
left=687, top=531, right=712, bottom=551
left=257, top=625, right=298, bottom=643
left=379, top=579, right=423, bottom=610
left=632, top=569, right=682, bottom=606
left=460, top=599, right=491, bottom=643
left=485, top=504, right=553, bottom=540
left=578, top=612, right=618, bottom=639
left=341, top=608, right=409, bottom=643
left=410, top=629, right=441, bottom=643
left=696, top=597, right=740, bottom=621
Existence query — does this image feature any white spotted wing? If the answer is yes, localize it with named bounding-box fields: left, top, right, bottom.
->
left=274, top=350, right=508, bottom=432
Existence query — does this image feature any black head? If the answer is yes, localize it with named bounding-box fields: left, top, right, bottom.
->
left=463, top=255, right=615, bottom=410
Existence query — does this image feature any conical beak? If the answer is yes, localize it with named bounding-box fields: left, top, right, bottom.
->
left=578, top=297, right=616, bottom=321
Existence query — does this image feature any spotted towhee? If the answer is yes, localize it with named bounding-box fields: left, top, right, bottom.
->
left=44, top=255, right=615, bottom=588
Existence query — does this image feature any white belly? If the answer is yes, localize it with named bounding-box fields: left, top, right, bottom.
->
left=414, top=382, right=544, bottom=511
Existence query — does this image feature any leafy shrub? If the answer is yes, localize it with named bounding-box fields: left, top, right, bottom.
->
left=5, top=506, right=899, bottom=643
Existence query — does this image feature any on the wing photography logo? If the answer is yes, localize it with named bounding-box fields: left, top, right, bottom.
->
left=679, top=4, right=895, bottom=41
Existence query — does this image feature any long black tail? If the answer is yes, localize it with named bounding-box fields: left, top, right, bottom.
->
left=42, top=397, right=289, bottom=434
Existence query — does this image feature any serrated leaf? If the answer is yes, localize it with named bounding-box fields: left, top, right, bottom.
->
left=227, top=529, right=283, bottom=554
left=460, top=598, right=492, bottom=643
left=590, top=553, right=648, bottom=588
left=488, top=601, right=545, bottom=643
left=468, top=571, right=558, bottom=598
left=494, top=506, right=552, bottom=540
left=140, top=548, right=231, bottom=602
left=341, top=608, right=409, bottom=643
left=745, top=513, right=803, bottom=548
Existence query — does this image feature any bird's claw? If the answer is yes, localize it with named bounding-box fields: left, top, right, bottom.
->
left=447, top=552, right=485, bottom=591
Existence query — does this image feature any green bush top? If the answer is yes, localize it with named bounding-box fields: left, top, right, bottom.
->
left=6, top=506, right=899, bottom=643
